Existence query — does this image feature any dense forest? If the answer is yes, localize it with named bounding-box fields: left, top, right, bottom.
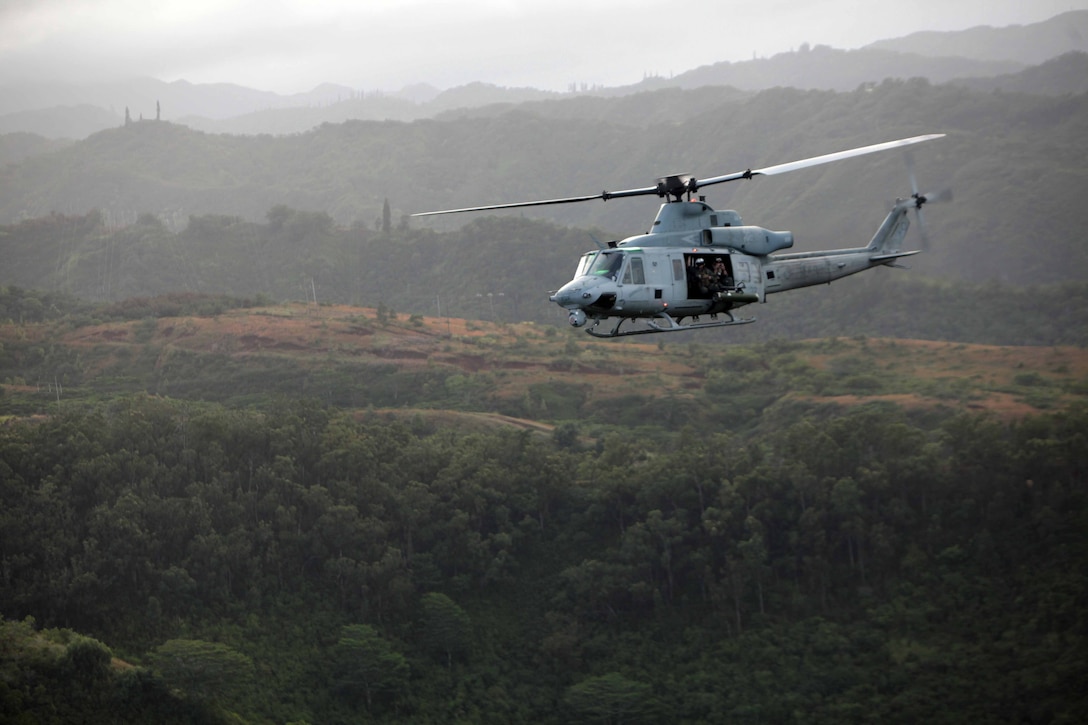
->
left=1, top=286, right=1087, bottom=722
left=1, top=392, right=1086, bottom=723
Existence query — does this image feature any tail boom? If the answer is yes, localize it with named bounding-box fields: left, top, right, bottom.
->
left=762, top=203, right=919, bottom=296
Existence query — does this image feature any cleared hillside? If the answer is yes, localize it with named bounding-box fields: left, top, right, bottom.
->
left=3, top=300, right=1085, bottom=428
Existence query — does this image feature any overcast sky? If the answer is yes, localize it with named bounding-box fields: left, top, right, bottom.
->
left=1, top=0, right=1085, bottom=94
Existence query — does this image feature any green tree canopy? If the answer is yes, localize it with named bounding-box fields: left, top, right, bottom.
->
left=150, top=639, right=254, bottom=705
left=563, top=671, right=656, bottom=724
left=419, top=592, right=472, bottom=668
left=333, top=623, right=409, bottom=713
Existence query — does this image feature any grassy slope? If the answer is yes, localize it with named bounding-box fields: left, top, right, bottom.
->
left=2, top=301, right=1085, bottom=422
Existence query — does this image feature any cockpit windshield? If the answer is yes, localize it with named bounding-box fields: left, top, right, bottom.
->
left=586, top=251, right=625, bottom=280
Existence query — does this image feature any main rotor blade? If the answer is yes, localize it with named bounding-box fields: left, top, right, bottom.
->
left=696, top=133, right=945, bottom=190
left=411, top=193, right=605, bottom=216
left=410, top=183, right=664, bottom=216
left=412, top=133, right=945, bottom=216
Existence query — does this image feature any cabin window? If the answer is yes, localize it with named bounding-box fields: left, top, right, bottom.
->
left=622, top=256, right=645, bottom=284
left=672, top=259, right=684, bottom=282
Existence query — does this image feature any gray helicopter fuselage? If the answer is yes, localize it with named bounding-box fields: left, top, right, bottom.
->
left=550, top=198, right=916, bottom=327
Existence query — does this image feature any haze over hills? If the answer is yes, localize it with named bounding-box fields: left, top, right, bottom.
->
left=1, top=78, right=1085, bottom=285
left=0, top=8, right=1086, bottom=346
left=866, top=9, right=1088, bottom=64
left=648, top=8, right=1088, bottom=95
left=948, top=51, right=1088, bottom=94
left=1, top=11, right=1085, bottom=140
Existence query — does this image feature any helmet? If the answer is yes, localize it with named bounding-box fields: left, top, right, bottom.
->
left=695, top=258, right=704, bottom=264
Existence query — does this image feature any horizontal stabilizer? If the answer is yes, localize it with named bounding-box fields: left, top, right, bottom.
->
left=870, top=250, right=921, bottom=262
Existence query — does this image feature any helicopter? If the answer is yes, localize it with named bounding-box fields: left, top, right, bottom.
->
left=413, top=134, right=947, bottom=337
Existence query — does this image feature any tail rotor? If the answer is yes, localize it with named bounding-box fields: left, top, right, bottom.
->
left=903, top=149, right=951, bottom=250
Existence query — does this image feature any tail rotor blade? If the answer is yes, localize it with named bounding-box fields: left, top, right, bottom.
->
left=904, top=149, right=920, bottom=197
left=923, top=188, right=953, bottom=204
left=915, top=207, right=931, bottom=250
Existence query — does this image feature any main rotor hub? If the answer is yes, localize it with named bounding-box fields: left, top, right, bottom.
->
left=655, top=174, right=698, bottom=201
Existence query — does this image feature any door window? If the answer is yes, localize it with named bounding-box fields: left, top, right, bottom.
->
left=622, top=256, right=645, bottom=284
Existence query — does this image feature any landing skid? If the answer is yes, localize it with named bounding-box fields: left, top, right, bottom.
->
left=585, top=311, right=756, bottom=338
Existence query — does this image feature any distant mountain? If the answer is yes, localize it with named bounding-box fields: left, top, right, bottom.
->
left=0, top=132, right=71, bottom=167
left=0, top=78, right=361, bottom=140
left=949, top=52, right=1088, bottom=95
left=182, top=82, right=560, bottom=135
left=430, top=82, right=560, bottom=110
left=0, top=77, right=356, bottom=119
left=0, top=104, right=120, bottom=140
left=137, top=46, right=1048, bottom=137
left=2, top=12, right=1083, bottom=140
left=434, top=86, right=754, bottom=127
left=1, top=80, right=1086, bottom=291
left=664, top=45, right=1021, bottom=93
left=867, top=10, right=1088, bottom=65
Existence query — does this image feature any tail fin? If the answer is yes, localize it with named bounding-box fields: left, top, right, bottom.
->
left=866, top=201, right=915, bottom=258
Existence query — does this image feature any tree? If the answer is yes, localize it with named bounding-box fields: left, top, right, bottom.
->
left=563, top=671, right=656, bottom=723
left=419, top=592, right=471, bottom=667
left=61, top=635, right=113, bottom=707
left=382, top=198, right=392, bottom=234
left=333, top=624, right=409, bottom=713
left=150, top=639, right=254, bottom=705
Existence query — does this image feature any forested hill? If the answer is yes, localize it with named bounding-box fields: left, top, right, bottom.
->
left=1, top=289, right=1087, bottom=723
left=1, top=79, right=1087, bottom=293
left=1, top=292, right=1086, bottom=720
